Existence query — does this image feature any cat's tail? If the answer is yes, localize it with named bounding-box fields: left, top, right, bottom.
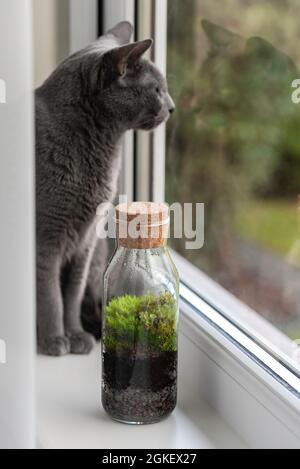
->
left=81, top=286, right=102, bottom=341
left=81, top=238, right=109, bottom=341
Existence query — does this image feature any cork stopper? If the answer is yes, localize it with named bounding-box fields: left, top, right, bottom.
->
left=115, top=202, right=169, bottom=249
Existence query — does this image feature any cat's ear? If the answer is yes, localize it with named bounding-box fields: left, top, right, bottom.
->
left=202, top=20, right=240, bottom=48
left=106, top=21, right=134, bottom=45
left=109, top=39, right=153, bottom=77
left=246, top=36, right=276, bottom=60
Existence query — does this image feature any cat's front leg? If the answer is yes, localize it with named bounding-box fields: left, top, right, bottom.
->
left=37, top=250, right=70, bottom=356
left=64, top=240, right=96, bottom=354
left=81, top=238, right=109, bottom=340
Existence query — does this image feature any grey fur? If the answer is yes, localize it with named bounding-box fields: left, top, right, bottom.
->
left=36, top=22, right=174, bottom=356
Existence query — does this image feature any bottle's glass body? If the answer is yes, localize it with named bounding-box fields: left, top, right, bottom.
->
left=102, top=244, right=179, bottom=425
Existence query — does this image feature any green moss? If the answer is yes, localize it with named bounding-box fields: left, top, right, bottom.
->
left=104, top=292, right=177, bottom=353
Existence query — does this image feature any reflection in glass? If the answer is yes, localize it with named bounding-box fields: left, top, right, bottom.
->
left=166, top=0, right=300, bottom=355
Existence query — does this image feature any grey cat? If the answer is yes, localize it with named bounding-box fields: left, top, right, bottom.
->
left=36, top=21, right=175, bottom=356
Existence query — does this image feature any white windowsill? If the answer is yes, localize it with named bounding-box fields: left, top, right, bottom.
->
left=37, top=344, right=246, bottom=450
left=36, top=254, right=300, bottom=449
left=174, top=252, right=300, bottom=448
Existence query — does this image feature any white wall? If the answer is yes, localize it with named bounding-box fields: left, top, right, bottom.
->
left=0, top=0, right=35, bottom=448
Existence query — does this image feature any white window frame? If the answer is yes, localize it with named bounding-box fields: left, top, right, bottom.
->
left=103, top=0, right=135, bottom=200
left=134, top=0, right=168, bottom=202
left=177, top=251, right=300, bottom=446
left=102, top=0, right=300, bottom=447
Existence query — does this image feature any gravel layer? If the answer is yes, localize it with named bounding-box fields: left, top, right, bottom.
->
left=102, top=383, right=177, bottom=424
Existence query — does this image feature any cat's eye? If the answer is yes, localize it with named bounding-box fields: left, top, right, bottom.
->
left=156, top=87, right=161, bottom=94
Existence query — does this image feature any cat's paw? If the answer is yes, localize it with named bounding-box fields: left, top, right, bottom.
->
left=67, top=331, right=95, bottom=355
left=39, top=336, right=71, bottom=356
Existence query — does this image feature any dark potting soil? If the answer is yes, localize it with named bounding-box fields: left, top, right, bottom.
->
left=102, top=350, right=177, bottom=423
left=103, top=350, right=177, bottom=391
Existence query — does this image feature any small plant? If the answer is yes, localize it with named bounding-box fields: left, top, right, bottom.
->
left=104, top=292, right=177, bottom=353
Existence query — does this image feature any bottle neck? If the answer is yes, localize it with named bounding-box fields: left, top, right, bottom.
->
left=116, top=238, right=169, bottom=250
left=116, top=222, right=169, bottom=249
left=117, top=237, right=168, bottom=250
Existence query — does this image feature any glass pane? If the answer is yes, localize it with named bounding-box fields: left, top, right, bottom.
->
left=166, top=0, right=300, bottom=370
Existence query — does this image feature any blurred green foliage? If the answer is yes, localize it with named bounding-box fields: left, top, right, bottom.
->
left=236, top=199, right=299, bottom=257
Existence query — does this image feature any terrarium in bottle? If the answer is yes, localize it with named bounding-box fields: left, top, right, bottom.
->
left=102, top=202, right=179, bottom=424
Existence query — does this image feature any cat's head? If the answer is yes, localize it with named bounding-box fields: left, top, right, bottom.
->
left=196, top=20, right=299, bottom=122
left=42, top=21, right=174, bottom=131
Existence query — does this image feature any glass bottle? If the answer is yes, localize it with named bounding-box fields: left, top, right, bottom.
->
left=102, top=202, right=179, bottom=425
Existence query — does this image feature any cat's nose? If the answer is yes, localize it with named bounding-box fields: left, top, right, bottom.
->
left=167, top=93, right=175, bottom=115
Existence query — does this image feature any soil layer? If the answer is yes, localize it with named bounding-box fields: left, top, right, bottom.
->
left=102, top=350, right=177, bottom=423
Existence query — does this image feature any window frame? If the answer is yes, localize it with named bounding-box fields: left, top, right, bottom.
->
left=103, top=0, right=135, bottom=200
left=102, top=0, right=300, bottom=445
